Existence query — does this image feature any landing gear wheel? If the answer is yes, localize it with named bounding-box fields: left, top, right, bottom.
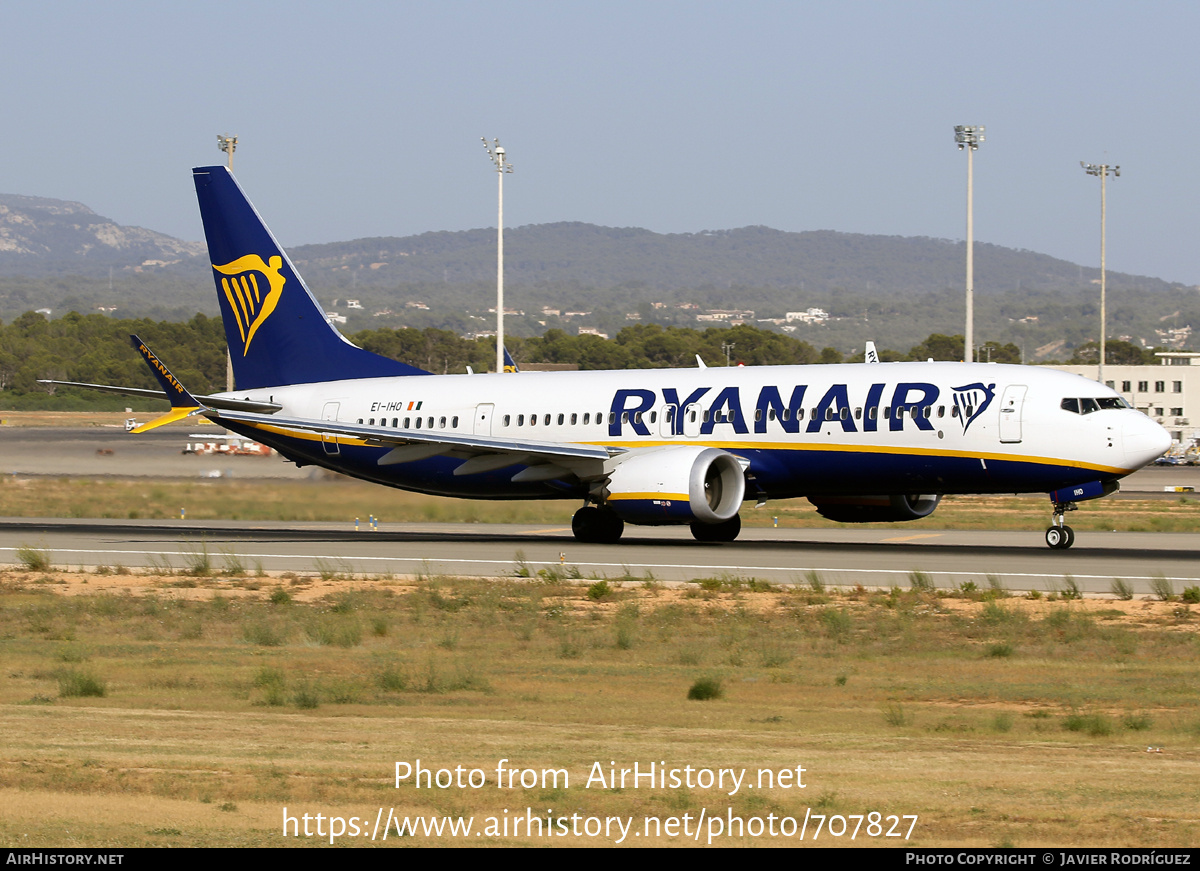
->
left=572, top=506, right=624, bottom=544
left=690, top=514, right=741, bottom=543
left=1046, top=499, right=1078, bottom=549
left=1045, top=525, right=1074, bottom=549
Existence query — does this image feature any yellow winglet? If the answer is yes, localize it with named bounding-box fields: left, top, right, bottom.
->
left=130, top=406, right=202, bottom=434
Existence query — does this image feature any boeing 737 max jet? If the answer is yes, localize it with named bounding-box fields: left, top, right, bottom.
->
left=49, top=166, right=1171, bottom=549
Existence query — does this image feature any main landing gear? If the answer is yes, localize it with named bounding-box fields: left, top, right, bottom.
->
left=1045, top=500, right=1077, bottom=549
left=572, top=506, right=624, bottom=544
left=690, top=513, right=742, bottom=543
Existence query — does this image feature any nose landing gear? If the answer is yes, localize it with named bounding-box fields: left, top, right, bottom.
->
left=1045, top=500, right=1076, bottom=549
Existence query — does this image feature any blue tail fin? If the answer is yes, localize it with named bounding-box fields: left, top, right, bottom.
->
left=503, top=345, right=519, bottom=373
left=192, top=166, right=430, bottom=389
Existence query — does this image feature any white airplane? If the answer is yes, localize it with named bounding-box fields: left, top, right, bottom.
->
left=51, top=166, right=1171, bottom=549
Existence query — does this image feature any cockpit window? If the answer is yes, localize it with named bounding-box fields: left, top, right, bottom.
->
left=1061, top=396, right=1131, bottom=414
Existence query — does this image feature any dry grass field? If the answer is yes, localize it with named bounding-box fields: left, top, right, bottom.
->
left=2, top=565, right=1198, bottom=848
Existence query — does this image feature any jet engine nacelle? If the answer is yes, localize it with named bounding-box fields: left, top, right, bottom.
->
left=809, top=493, right=942, bottom=523
left=600, top=446, right=747, bottom=526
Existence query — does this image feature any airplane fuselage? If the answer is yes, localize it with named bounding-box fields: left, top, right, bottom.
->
left=216, top=361, right=1163, bottom=503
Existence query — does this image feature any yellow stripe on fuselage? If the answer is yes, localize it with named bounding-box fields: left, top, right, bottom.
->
left=234, top=422, right=1133, bottom=477
left=607, top=492, right=689, bottom=502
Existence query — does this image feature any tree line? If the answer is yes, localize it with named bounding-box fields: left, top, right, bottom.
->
left=0, top=310, right=1159, bottom=411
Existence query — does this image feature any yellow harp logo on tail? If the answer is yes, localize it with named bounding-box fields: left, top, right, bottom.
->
left=213, top=254, right=286, bottom=356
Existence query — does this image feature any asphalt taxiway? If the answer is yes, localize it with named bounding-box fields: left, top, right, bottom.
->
left=3, top=426, right=1198, bottom=593
left=1, top=518, right=1196, bottom=596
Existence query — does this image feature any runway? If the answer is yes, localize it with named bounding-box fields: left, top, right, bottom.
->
left=1, top=517, right=1196, bottom=596
left=3, top=426, right=1198, bottom=594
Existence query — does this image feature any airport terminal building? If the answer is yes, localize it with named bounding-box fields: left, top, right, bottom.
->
left=1050, top=352, right=1200, bottom=447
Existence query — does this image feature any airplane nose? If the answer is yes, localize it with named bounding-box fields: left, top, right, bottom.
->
left=1122, top=413, right=1172, bottom=469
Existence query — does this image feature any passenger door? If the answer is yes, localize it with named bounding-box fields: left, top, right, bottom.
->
left=998, top=385, right=1026, bottom=444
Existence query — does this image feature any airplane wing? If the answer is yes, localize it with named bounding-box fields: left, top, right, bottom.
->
left=38, top=379, right=282, bottom=415
left=39, top=334, right=282, bottom=432
left=210, top=408, right=621, bottom=480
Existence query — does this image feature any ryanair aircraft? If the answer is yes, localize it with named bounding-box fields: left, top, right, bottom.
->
left=56, top=166, right=1171, bottom=549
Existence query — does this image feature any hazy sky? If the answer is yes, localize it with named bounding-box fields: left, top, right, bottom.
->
left=5, top=1, right=1198, bottom=284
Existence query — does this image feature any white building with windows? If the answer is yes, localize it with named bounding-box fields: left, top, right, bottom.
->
left=1049, top=352, right=1200, bottom=445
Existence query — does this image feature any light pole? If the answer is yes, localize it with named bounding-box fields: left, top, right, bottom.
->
left=1081, top=161, right=1119, bottom=384
left=954, top=125, right=984, bottom=362
left=482, top=138, right=513, bottom=374
left=217, top=134, right=237, bottom=171
left=217, top=134, right=238, bottom=391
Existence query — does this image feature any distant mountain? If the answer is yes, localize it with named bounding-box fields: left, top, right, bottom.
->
left=0, top=193, right=1184, bottom=297
left=288, top=223, right=1185, bottom=297
left=0, top=194, right=203, bottom=276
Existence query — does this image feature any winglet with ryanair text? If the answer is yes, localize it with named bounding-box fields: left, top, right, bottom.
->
left=127, top=336, right=203, bottom=433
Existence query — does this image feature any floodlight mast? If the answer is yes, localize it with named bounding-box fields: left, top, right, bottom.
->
left=217, top=134, right=237, bottom=172
left=1081, top=161, right=1120, bottom=384
left=954, top=125, right=984, bottom=362
left=217, top=134, right=239, bottom=391
left=482, top=138, right=513, bottom=374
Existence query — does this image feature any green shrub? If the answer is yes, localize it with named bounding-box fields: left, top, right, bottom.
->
left=1150, top=576, right=1175, bottom=602
left=908, top=571, right=935, bottom=592
left=1061, top=577, right=1082, bottom=601
left=820, top=607, right=851, bottom=642
left=805, top=570, right=826, bottom=593
left=1181, top=586, right=1200, bottom=605
left=587, top=580, right=612, bottom=600
left=1122, top=712, right=1153, bottom=731
left=991, top=713, right=1014, bottom=732
left=16, top=544, right=51, bottom=572
left=292, top=682, right=320, bottom=709
left=1064, top=711, right=1113, bottom=737
left=687, top=677, right=723, bottom=700
left=377, top=664, right=409, bottom=692
left=58, top=669, right=106, bottom=698
left=242, top=621, right=286, bottom=647
left=1110, top=578, right=1134, bottom=601
left=882, top=702, right=911, bottom=727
